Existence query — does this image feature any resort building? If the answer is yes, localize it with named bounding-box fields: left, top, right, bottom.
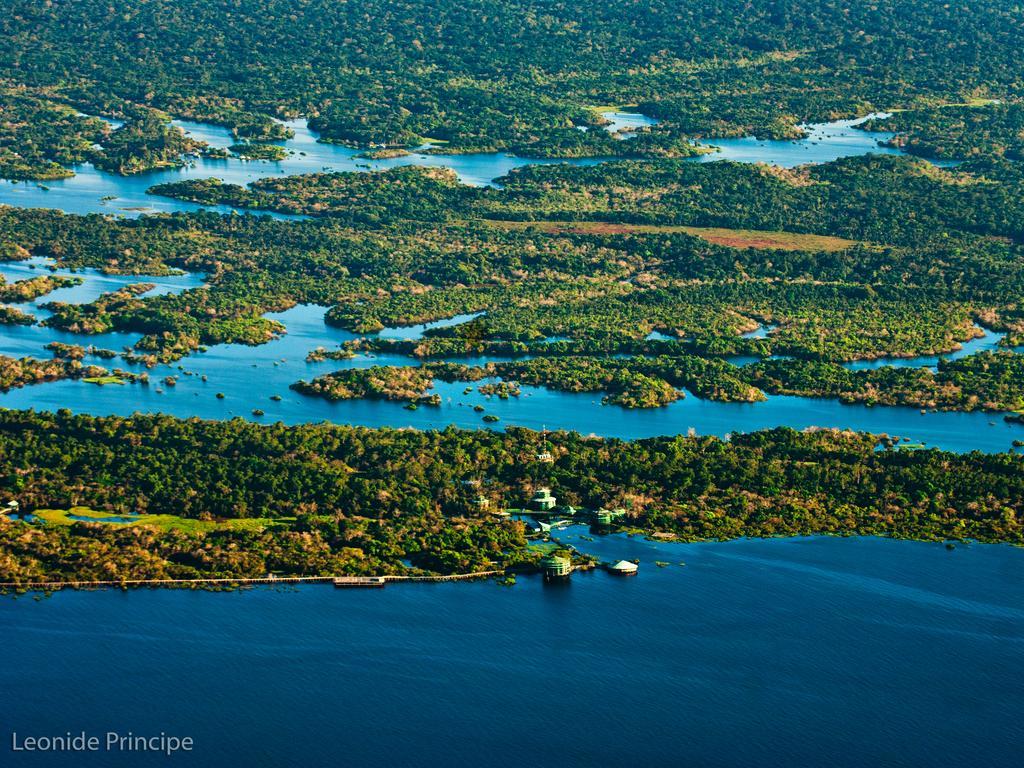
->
left=541, top=552, right=573, bottom=581
left=608, top=560, right=639, bottom=576
left=530, top=487, right=557, bottom=512
left=593, top=508, right=627, bottom=527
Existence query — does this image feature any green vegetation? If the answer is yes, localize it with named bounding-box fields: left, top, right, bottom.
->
left=0, top=89, right=230, bottom=179
left=0, top=89, right=111, bottom=180
left=300, top=349, right=1024, bottom=413
left=861, top=103, right=1024, bottom=161
left=746, top=353, right=1024, bottom=412
left=149, top=166, right=478, bottom=221
left=426, top=356, right=764, bottom=408
left=89, top=112, right=211, bottom=175
left=0, top=411, right=1022, bottom=586
left=4, top=0, right=1024, bottom=588
left=0, top=354, right=107, bottom=391
left=2, top=0, right=1023, bottom=157
left=0, top=273, right=81, bottom=303
left=356, top=148, right=412, bottom=160
left=291, top=366, right=442, bottom=406
left=8, top=147, right=1024, bottom=368
left=0, top=306, right=34, bottom=325
left=32, top=507, right=278, bottom=533
left=229, top=143, right=289, bottom=161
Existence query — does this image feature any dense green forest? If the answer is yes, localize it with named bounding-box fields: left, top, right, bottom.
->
left=2, top=1, right=1024, bottom=584
left=290, top=352, right=1024, bottom=413
left=0, top=88, right=230, bottom=178
left=1, top=411, right=1021, bottom=586
left=1, top=0, right=1023, bottom=166
left=0, top=88, right=110, bottom=180
left=861, top=102, right=1024, bottom=160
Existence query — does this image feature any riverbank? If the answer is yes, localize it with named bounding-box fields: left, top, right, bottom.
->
left=0, top=570, right=506, bottom=593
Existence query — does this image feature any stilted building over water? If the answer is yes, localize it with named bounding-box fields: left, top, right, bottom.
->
left=541, top=552, right=573, bottom=581
left=608, top=560, right=638, bottom=576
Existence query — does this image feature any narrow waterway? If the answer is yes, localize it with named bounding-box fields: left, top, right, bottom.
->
left=1, top=115, right=1015, bottom=451
left=0, top=113, right=930, bottom=218
left=1, top=269, right=1020, bottom=451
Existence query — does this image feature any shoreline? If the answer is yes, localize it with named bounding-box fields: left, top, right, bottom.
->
left=0, top=569, right=505, bottom=593
left=4, top=534, right=1019, bottom=595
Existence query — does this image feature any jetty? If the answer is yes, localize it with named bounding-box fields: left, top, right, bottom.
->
left=0, top=569, right=505, bottom=591
left=333, top=576, right=386, bottom=588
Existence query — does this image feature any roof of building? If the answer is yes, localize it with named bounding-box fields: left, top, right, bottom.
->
left=609, top=560, right=638, bottom=572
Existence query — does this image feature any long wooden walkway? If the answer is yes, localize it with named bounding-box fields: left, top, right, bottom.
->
left=0, top=570, right=504, bottom=590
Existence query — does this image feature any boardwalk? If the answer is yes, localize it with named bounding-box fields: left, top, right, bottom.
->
left=0, top=570, right=505, bottom=590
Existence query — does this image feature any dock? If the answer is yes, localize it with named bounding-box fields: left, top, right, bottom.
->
left=333, top=576, right=386, bottom=588
left=0, top=569, right=506, bottom=591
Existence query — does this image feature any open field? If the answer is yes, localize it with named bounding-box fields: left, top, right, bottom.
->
left=32, top=507, right=284, bottom=533
left=482, top=220, right=860, bottom=251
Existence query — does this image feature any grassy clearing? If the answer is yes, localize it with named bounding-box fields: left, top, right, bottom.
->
left=31, top=507, right=284, bottom=533
left=482, top=220, right=860, bottom=252
left=82, top=376, right=126, bottom=386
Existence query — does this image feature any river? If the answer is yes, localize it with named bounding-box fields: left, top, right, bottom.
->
left=1, top=535, right=1020, bottom=768
left=3, top=111, right=986, bottom=447
left=0, top=112, right=930, bottom=218
left=0, top=266, right=1020, bottom=452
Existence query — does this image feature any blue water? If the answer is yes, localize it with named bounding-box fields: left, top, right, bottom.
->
left=0, top=256, right=206, bottom=321
left=600, top=110, right=660, bottom=137
left=843, top=326, right=1007, bottom=371
left=0, top=296, right=1017, bottom=451
left=1, top=536, right=1020, bottom=768
left=0, top=118, right=606, bottom=217
left=697, top=113, right=950, bottom=168
left=741, top=323, right=778, bottom=339
left=377, top=312, right=485, bottom=341
left=2, top=115, right=1017, bottom=451
left=0, top=113, right=929, bottom=218
left=1, top=269, right=1021, bottom=453
left=1, top=109, right=1018, bottom=768
left=66, top=514, right=140, bottom=524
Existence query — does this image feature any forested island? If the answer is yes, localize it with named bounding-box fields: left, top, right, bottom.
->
left=1, top=411, right=1021, bottom=589
left=4, top=149, right=1024, bottom=405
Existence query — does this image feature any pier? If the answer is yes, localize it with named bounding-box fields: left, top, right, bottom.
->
left=0, top=570, right=505, bottom=591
